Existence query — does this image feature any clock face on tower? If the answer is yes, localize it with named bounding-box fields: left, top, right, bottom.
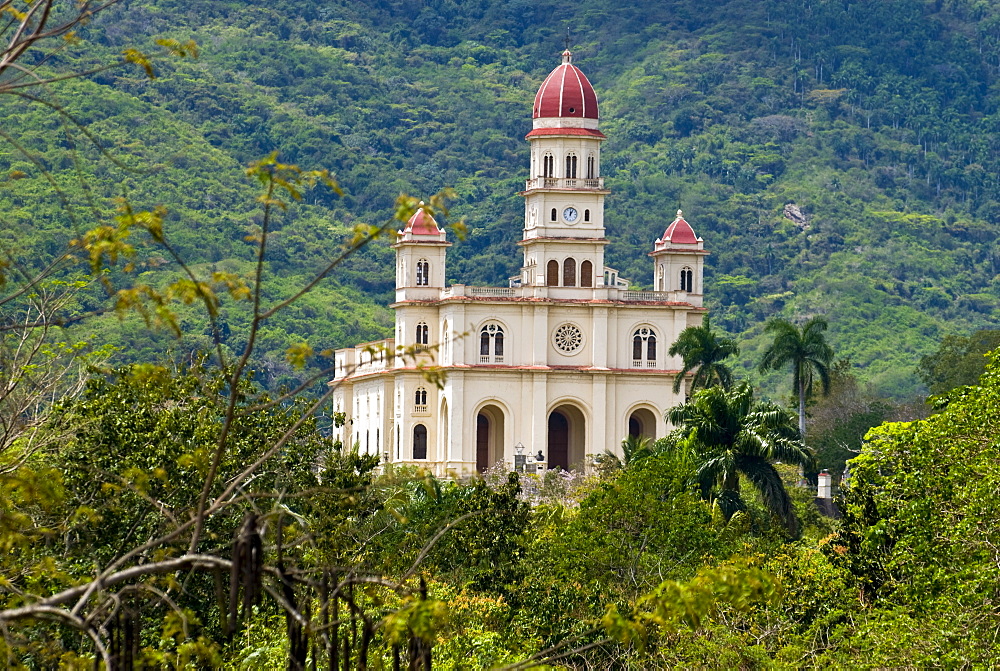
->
left=563, top=206, right=579, bottom=223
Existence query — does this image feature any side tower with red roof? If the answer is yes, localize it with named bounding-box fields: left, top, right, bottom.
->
left=650, top=210, right=708, bottom=303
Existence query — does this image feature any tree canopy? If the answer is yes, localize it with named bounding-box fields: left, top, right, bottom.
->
left=758, top=316, right=835, bottom=438
left=668, top=314, right=740, bottom=394
left=917, top=328, right=1000, bottom=396
left=668, top=382, right=814, bottom=537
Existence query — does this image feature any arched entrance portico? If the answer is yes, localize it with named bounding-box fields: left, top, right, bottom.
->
left=475, top=404, right=505, bottom=472
left=627, top=407, right=658, bottom=441
left=548, top=403, right=586, bottom=470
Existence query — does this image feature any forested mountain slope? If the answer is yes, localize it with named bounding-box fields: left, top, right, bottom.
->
left=4, top=0, right=999, bottom=397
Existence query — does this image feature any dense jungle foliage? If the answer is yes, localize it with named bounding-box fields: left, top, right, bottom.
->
left=5, top=353, right=1000, bottom=667
left=2, top=0, right=999, bottom=397
left=4, top=2, right=1000, bottom=665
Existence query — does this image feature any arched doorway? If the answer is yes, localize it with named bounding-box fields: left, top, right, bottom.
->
left=475, top=405, right=505, bottom=472
left=548, top=404, right=587, bottom=470
left=548, top=412, right=569, bottom=469
left=413, top=424, right=428, bottom=460
left=627, top=407, right=657, bottom=441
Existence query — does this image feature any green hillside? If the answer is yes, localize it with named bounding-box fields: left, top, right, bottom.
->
left=4, top=0, right=1000, bottom=396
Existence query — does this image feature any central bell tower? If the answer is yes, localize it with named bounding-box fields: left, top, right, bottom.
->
left=519, top=50, right=610, bottom=290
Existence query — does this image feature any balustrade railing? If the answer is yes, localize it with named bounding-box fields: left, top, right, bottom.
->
left=524, top=177, right=604, bottom=190
left=469, top=286, right=516, bottom=297
left=622, top=290, right=677, bottom=302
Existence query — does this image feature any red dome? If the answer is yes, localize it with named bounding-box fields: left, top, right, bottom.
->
left=404, top=206, right=440, bottom=235
left=659, top=211, right=699, bottom=244
left=532, top=50, right=599, bottom=120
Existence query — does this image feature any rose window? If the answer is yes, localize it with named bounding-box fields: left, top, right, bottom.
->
left=553, top=323, right=583, bottom=353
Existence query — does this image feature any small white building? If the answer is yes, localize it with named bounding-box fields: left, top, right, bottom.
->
left=331, top=51, right=709, bottom=476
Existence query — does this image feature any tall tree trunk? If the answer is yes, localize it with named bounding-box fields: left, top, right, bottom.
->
left=723, top=471, right=740, bottom=494
left=798, top=377, right=806, bottom=440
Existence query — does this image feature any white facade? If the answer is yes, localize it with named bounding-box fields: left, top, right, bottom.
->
left=331, top=52, right=709, bottom=476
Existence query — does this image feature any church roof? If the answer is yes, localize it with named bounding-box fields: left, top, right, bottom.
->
left=532, top=50, right=599, bottom=120
left=658, top=210, right=700, bottom=245
left=404, top=206, right=441, bottom=235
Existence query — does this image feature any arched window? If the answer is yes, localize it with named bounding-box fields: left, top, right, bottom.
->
left=543, top=153, right=554, bottom=178
left=565, top=153, right=578, bottom=179
left=563, top=257, right=576, bottom=287
left=414, top=387, right=427, bottom=410
left=632, top=328, right=657, bottom=368
left=416, top=321, right=429, bottom=345
left=479, top=323, right=505, bottom=363
left=581, top=260, right=593, bottom=287
left=413, top=424, right=427, bottom=460
left=547, top=260, right=559, bottom=286
left=583, top=208, right=590, bottom=222
left=550, top=208, right=557, bottom=222
left=680, top=266, right=694, bottom=292
left=416, top=259, right=429, bottom=286
left=586, top=155, right=596, bottom=179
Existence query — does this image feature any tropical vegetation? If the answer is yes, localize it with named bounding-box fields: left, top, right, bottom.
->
left=668, top=382, right=814, bottom=536
left=667, top=314, right=740, bottom=393
left=2, top=0, right=1000, bottom=667
left=0, top=0, right=997, bottom=398
left=758, top=316, right=835, bottom=438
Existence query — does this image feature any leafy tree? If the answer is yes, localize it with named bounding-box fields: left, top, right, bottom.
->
left=0, top=146, right=458, bottom=668
left=917, top=328, right=1000, bottom=396
left=0, top=279, right=110, bottom=471
left=668, top=382, right=814, bottom=537
left=827, top=351, right=1000, bottom=663
left=668, top=315, right=740, bottom=394
left=758, top=316, right=835, bottom=439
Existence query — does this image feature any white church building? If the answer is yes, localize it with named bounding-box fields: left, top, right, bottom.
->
left=331, top=50, right=709, bottom=476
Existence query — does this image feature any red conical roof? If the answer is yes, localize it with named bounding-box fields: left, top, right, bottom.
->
left=660, top=210, right=699, bottom=244
left=532, top=50, right=599, bottom=120
left=404, top=206, right=440, bottom=236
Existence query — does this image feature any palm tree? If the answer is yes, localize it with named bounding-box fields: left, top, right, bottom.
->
left=668, top=383, right=814, bottom=537
left=668, top=315, right=740, bottom=394
left=758, top=316, right=835, bottom=439
left=597, top=434, right=661, bottom=472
